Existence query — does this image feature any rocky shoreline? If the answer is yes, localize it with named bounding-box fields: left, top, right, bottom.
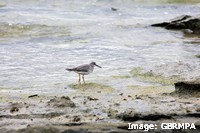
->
left=152, top=15, right=200, bottom=34
left=0, top=75, right=199, bottom=132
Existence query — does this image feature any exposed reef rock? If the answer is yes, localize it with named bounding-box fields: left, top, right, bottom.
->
left=152, top=15, right=200, bottom=34
left=174, top=81, right=200, bottom=96
left=47, top=96, right=76, bottom=108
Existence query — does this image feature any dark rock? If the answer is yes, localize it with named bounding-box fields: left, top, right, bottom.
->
left=186, top=113, right=200, bottom=118
left=72, top=116, right=81, bottom=122
left=17, top=126, right=60, bottom=133
left=42, top=112, right=64, bottom=118
left=58, top=122, right=86, bottom=127
left=151, top=22, right=170, bottom=27
left=61, top=129, right=89, bottom=133
left=47, top=96, right=76, bottom=108
left=111, top=7, right=118, bottom=11
left=10, top=106, right=19, bottom=113
left=87, top=96, right=98, bottom=101
left=28, top=94, right=38, bottom=98
left=117, top=125, right=130, bottom=131
left=114, top=103, right=120, bottom=106
left=9, top=103, right=23, bottom=113
left=117, top=113, right=172, bottom=121
left=174, top=81, right=200, bottom=96
left=152, top=15, right=200, bottom=34
left=166, top=22, right=187, bottom=29
left=0, top=112, right=64, bottom=119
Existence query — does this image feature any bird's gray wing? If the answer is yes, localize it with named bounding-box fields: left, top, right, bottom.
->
left=75, top=64, right=90, bottom=72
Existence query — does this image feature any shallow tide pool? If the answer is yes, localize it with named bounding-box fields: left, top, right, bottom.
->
left=0, top=0, right=200, bottom=94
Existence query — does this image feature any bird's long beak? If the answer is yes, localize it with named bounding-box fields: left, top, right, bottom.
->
left=95, top=64, right=102, bottom=68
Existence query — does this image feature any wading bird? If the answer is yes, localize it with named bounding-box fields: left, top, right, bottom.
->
left=66, top=62, right=102, bottom=84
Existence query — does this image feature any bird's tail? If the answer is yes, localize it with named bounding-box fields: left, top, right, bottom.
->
left=65, top=68, right=75, bottom=71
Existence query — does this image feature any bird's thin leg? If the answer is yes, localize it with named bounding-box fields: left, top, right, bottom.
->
left=82, top=75, right=85, bottom=84
left=78, top=74, right=81, bottom=84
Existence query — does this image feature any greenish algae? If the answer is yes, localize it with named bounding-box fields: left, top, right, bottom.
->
left=130, top=67, right=143, bottom=75
left=130, top=67, right=179, bottom=85
left=0, top=87, right=22, bottom=90
left=127, top=85, right=174, bottom=96
left=0, top=23, right=70, bottom=38
left=68, top=83, right=114, bottom=97
left=195, top=55, right=200, bottom=58
left=111, top=75, right=131, bottom=79
left=0, top=23, right=30, bottom=37
left=69, top=83, right=113, bottom=91
left=0, top=4, right=6, bottom=8
left=157, top=0, right=200, bottom=4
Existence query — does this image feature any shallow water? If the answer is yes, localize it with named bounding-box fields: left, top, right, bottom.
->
left=0, top=0, right=200, bottom=94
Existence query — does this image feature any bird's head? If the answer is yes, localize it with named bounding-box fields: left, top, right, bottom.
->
left=90, top=62, right=102, bottom=68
